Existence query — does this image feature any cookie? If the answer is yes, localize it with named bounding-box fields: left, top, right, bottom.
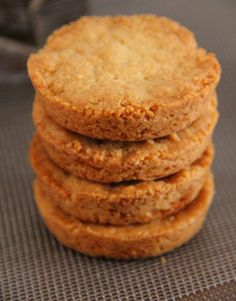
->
left=28, top=15, right=221, bottom=141
left=34, top=174, right=214, bottom=259
left=33, top=95, right=218, bottom=183
left=30, top=135, right=213, bottom=225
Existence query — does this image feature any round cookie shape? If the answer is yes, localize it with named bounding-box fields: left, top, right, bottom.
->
left=30, top=135, right=213, bottom=225
left=33, top=95, right=218, bottom=183
left=28, top=15, right=221, bottom=141
left=34, top=174, right=214, bottom=259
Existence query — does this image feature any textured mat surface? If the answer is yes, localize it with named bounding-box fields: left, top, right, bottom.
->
left=1, top=0, right=236, bottom=300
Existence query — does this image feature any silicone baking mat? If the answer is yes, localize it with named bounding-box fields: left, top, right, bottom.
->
left=0, top=0, right=236, bottom=300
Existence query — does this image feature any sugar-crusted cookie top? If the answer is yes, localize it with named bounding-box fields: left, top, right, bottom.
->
left=28, top=15, right=220, bottom=111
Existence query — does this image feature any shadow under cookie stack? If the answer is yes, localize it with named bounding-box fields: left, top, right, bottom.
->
left=28, top=15, right=221, bottom=260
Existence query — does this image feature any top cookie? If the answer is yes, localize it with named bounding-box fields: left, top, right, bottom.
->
left=28, top=15, right=221, bottom=141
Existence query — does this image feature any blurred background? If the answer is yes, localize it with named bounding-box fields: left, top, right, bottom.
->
left=0, top=0, right=88, bottom=82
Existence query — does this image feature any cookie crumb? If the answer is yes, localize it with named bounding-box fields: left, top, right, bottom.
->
left=160, top=256, right=167, bottom=264
left=169, top=132, right=180, bottom=142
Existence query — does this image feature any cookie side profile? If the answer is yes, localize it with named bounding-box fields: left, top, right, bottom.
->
left=34, top=174, right=214, bottom=259
left=30, top=135, right=214, bottom=225
left=33, top=95, right=218, bottom=182
left=28, top=15, right=221, bottom=141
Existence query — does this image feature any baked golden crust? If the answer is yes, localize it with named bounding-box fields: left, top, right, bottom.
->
left=33, top=95, right=218, bottom=182
left=34, top=174, right=214, bottom=259
left=29, top=135, right=214, bottom=225
left=28, top=15, right=221, bottom=141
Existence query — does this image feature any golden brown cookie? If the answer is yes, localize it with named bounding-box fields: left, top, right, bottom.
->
left=33, top=95, right=218, bottom=183
left=28, top=15, right=221, bottom=141
left=30, top=135, right=214, bottom=225
left=34, top=174, right=214, bottom=259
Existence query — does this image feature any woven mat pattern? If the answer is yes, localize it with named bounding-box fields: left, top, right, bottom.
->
left=1, top=0, right=236, bottom=299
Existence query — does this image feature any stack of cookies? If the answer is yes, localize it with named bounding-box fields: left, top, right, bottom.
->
left=28, top=15, right=221, bottom=259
